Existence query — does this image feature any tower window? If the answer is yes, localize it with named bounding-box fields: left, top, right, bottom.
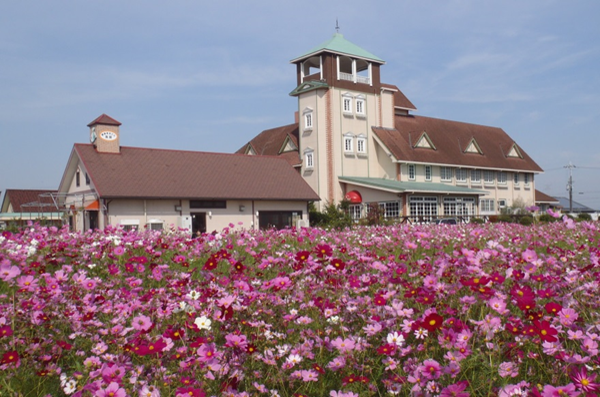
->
left=344, top=135, right=353, bottom=153
left=304, top=150, right=314, bottom=169
left=356, top=97, right=365, bottom=116
left=304, top=112, right=313, bottom=130
left=342, top=95, right=353, bottom=114
left=357, top=135, right=367, bottom=155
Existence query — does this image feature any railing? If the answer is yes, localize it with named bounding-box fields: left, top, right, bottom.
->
left=339, top=72, right=370, bottom=85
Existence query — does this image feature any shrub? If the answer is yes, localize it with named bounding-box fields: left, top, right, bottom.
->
left=470, top=217, right=485, bottom=224
left=577, top=213, right=592, bottom=221
left=497, top=214, right=513, bottom=223
left=538, top=214, right=557, bottom=223
left=519, top=216, right=534, bottom=226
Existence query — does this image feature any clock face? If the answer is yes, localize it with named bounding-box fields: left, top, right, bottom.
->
left=100, top=131, right=117, bottom=141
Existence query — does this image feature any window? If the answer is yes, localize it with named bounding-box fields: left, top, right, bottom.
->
left=85, top=173, right=90, bottom=185
left=344, top=134, right=353, bottom=153
left=513, top=172, right=519, bottom=186
left=349, top=204, right=363, bottom=220
left=498, top=199, right=507, bottom=209
left=304, top=112, right=313, bottom=130
left=443, top=197, right=476, bottom=217
left=356, top=135, right=367, bottom=154
left=480, top=199, right=495, bottom=213
left=440, top=167, right=453, bottom=182
left=190, top=200, right=227, bottom=209
left=471, top=169, right=481, bottom=184
left=305, top=151, right=314, bottom=169
left=409, top=196, right=438, bottom=221
left=147, top=220, right=164, bottom=231
left=524, top=173, right=530, bottom=186
left=456, top=169, right=468, bottom=183
left=408, top=164, right=416, bottom=180
left=425, top=165, right=432, bottom=181
left=497, top=172, right=507, bottom=185
left=76, top=170, right=80, bottom=187
left=483, top=170, right=495, bottom=185
left=342, top=95, right=353, bottom=114
left=378, top=201, right=401, bottom=218
left=356, top=97, right=365, bottom=116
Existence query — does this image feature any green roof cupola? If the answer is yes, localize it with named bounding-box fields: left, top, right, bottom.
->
left=290, top=33, right=384, bottom=94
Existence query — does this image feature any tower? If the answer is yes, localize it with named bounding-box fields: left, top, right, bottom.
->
left=87, top=114, right=122, bottom=154
left=289, top=33, right=391, bottom=208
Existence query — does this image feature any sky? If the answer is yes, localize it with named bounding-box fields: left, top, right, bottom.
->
left=1, top=0, right=599, bottom=209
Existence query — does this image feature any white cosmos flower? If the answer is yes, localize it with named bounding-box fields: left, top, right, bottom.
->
left=194, top=315, right=211, bottom=330
left=386, top=331, right=405, bottom=347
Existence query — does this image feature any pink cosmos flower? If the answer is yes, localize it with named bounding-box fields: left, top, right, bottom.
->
left=225, top=333, right=248, bottom=349
left=331, top=337, right=356, bottom=353
left=131, top=314, right=153, bottom=332
left=558, top=308, right=578, bottom=326
left=569, top=366, right=600, bottom=393
left=95, top=382, right=126, bottom=397
left=17, top=275, right=38, bottom=291
left=541, top=383, right=579, bottom=396
left=419, top=359, right=442, bottom=380
left=498, top=361, right=519, bottom=378
left=300, top=369, right=319, bottom=382
left=0, top=263, right=20, bottom=281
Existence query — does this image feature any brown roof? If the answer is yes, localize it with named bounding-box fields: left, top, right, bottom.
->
left=87, top=114, right=121, bottom=127
left=381, top=83, right=417, bottom=110
left=1, top=189, right=58, bottom=212
left=237, top=123, right=301, bottom=167
left=535, top=189, right=560, bottom=204
left=373, top=115, right=543, bottom=172
left=74, top=144, right=318, bottom=200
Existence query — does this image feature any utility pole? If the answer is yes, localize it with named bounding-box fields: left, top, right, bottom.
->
left=564, top=162, right=576, bottom=213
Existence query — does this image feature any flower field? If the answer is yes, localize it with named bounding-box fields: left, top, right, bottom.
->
left=1, top=218, right=599, bottom=396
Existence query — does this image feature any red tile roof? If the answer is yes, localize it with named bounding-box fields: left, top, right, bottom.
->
left=535, top=189, right=560, bottom=204
left=236, top=123, right=301, bottom=167
left=87, top=114, right=121, bottom=127
left=381, top=83, right=417, bottom=111
left=1, top=189, right=58, bottom=212
left=74, top=144, right=318, bottom=200
left=373, top=115, right=543, bottom=172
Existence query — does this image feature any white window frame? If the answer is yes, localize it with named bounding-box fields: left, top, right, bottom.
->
left=483, top=170, right=495, bottom=185
left=471, top=169, right=481, bottom=184
left=456, top=169, right=468, bottom=183
left=342, top=94, right=353, bottom=115
left=343, top=133, right=354, bottom=153
left=304, top=112, right=313, bottom=131
left=356, top=135, right=367, bottom=155
left=304, top=149, right=314, bottom=169
left=480, top=199, right=495, bottom=214
left=524, top=173, right=530, bottom=187
left=408, top=164, right=416, bottom=181
left=440, top=167, right=453, bottom=182
left=498, top=199, right=507, bottom=209
left=513, top=172, right=519, bottom=187
left=356, top=96, right=365, bottom=117
left=497, top=171, right=507, bottom=185
left=425, top=165, right=432, bottom=181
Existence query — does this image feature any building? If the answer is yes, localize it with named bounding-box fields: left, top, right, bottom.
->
left=239, top=33, right=543, bottom=221
left=56, top=114, right=319, bottom=233
left=534, top=190, right=561, bottom=213
left=0, top=189, right=62, bottom=229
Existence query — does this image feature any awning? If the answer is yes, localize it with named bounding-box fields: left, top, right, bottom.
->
left=85, top=200, right=99, bottom=211
left=339, top=176, right=488, bottom=195
left=345, top=190, right=362, bottom=204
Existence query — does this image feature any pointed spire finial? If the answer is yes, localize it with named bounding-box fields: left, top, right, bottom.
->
left=335, top=19, right=340, bottom=33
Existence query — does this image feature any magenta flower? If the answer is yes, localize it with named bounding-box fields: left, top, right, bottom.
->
left=224, top=333, right=248, bottom=349
left=331, top=337, right=356, bottom=353
left=95, top=382, right=126, bottom=397
left=419, top=359, right=442, bottom=380
left=541, top=383, right=579, bottom=396
left=569, top=366, right=600, bottom=394
left=132, top=314, right=153, bottom=331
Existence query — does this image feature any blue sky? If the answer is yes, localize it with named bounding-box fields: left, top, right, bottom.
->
left=2, top=0, right=600, bottom=209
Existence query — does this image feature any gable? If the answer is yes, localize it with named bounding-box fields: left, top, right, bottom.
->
left=414, top=132, right=436, bottom=150
left=279, top=135, right=298, bottom=154
left=464, top=138, right=483, bottom=155
left=506, top=144, right=523, bottom=159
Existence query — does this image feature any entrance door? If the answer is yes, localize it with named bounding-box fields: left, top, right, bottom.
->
left=191, top=213, right=207, bottom=237
left=88, top=211, right=99, bottom=230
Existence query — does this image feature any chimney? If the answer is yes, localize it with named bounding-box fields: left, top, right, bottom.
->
left=294, top=111, right=299, bottom=123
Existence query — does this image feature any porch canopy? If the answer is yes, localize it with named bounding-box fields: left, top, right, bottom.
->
left=338, top=176, right=488, bottom=195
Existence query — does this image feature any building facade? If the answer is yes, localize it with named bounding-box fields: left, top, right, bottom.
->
left=239, top=33, right=543, bottom=221
left=57, top=115, right=319, bottom=233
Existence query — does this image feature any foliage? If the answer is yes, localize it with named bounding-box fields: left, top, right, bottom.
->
left=1, top=220, right=600, bottom=396
left=309, top=200, right=353, bottom=229
left=538, top=213, right=559, bottom=223
left=469, top=217, right=485, bottom=224
left=518, top=216, right=534, bottom=226
left=577, top=213, right=592, bottom=221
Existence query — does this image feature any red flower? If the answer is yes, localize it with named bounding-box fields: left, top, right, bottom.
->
left=534, top=320, right=558, bottom=342
left=0, top=325, right=13, bottom=338
left=377, top=343, right=397, bottom=356
left=203, top=257, right=218, bottom=271
left=373, top=294, right=387, bottom=306
left=331, top=258, right=345, bottom=271
left=315, top=244, right=332, bottom=258
left=295, top=250, right=310, bottom=262
left=175, top=386, right=205, bottom=397
left=422, top=313, right=444, bottom=332
left=312, top=363, right=325, bottom=374
left=545, top=302, right=563, bottom=315
left=1, top=350, right=19, bottom=365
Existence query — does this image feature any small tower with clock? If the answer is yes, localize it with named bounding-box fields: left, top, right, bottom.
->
left=87, top=114, right=121, bottom=154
